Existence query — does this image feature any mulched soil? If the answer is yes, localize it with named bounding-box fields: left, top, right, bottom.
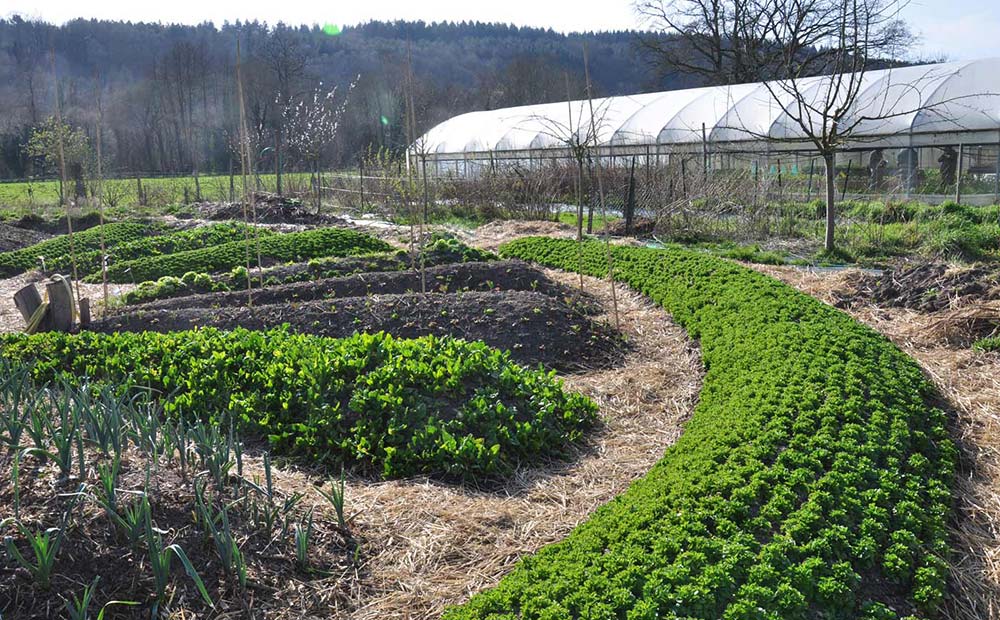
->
left=90, top=290, right=626, bottom=371
left=0, top=445, right=356, bottom=620
left=123, top=260, right=579, bottom=314
left=833, top=263, right=999, bottom=312
left=0, top=223, right=51, bottom=252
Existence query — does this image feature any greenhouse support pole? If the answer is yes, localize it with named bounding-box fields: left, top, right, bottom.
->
left=955, top=143, right=964, bottom=204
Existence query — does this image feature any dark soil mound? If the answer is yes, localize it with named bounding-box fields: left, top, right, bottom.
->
left=194, top=192, right=348, bottom=225
left=0, top=223, right=51, bottom=252
left=124, top=260, right=578, bottom=313
left=834, top=263, right=998, bottom=312
left=11, top=212, right=107, bottom=235
left=90, top=290, right=625, bottom=371
left=604, top=217, right=656, bottom=237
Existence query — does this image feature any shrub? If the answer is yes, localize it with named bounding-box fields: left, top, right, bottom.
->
left=96, top=227, right=393, bottom=283
left=0, top=329, right=596, bottom=480
left=441, top=238, right=957, bottom=620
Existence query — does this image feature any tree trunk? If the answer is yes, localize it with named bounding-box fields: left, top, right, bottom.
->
left=824, top=151, right=836, bottom=253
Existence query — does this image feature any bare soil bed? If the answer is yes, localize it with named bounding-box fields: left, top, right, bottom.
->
left=0, top=222, right=51, bottom=251
left=753, top=263, right=1000, bottom=620
left=122, top=260, right=573, bottom=313
left=90, top=289, right=624, bottom=371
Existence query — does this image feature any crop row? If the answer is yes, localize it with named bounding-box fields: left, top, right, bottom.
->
left=0, top=222, right=157, bottom=277
left=121, top=234, right=499, bottom=305
left=442, top=238, right=957, bottom=619
left=0, top=328, right=597, bottom=479
left=95, top=227, right=394, bottom=283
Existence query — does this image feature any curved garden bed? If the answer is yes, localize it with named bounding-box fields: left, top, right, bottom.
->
left=443, top=238, right=956, bottom=620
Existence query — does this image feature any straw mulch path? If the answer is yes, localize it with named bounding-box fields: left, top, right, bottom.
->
left=330, top=269, right=702, bottom=620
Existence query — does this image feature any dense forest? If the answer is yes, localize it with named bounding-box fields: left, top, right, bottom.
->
left=0, top=18, right=686, bottom=181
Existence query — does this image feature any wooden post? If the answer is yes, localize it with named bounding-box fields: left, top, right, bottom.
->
left=359, top=158, right=365, bottom=211
left=46, top=278, right=74, bottom=332
left=79, top=298, right=91, bottom=328
left=13, top=284, right=42, bottom=324
left=841, top=159, right=853, bottom=201
left=994, top=134, right=1000, bottom=205
left=806, top=158, right=816, bottom=200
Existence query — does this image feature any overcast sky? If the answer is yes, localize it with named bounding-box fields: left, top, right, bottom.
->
left=5, top=0, right=999, bottom=61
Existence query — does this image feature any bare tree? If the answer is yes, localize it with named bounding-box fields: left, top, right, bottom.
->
left=637, top=0, right=915, bottom=252
left=284, top=80, right=357, bottom=213
left=265, top=27, right=308, bottom=196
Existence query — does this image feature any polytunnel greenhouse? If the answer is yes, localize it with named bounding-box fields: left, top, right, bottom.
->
left=415, top=58, right=1000, bottom=202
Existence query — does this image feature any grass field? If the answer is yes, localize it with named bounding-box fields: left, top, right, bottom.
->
left=0, top=172, right=318, bottom=213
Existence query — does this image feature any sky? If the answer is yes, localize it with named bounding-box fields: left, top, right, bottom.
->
left=5, top=0, right=1000, bottom=61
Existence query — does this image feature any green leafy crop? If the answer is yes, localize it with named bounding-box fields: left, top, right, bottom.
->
left=0, top=222, right=157, bottom=277
left=440, top=238, right=956, bottom=620
left=96, top=227, right=393, bottom=283
left=0, top=329, right=596, bottom=480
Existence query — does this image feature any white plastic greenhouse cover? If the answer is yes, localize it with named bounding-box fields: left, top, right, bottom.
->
left=418, top=58, right=1000, bottom=155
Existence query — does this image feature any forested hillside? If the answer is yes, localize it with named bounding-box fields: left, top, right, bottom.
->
left=0, top=18, right=682, bottom=180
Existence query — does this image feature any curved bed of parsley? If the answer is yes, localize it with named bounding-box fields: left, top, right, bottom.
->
left=443, top=238, right=955, bottom=620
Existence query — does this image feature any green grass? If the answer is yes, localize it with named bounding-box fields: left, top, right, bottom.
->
left=0, top=329, right=597, bottom=480
left=442, top=238, right=956, bottom=619
left=0, top=172, right=316, bottom=212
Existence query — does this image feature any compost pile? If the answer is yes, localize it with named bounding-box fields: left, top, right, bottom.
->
left=834, top=263, right=999, bottom=312
left=194, top=192, right=349, bottom=225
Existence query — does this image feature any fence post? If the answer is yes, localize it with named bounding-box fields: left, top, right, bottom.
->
left=994, top=132, right=1000, bottom=205
left=359, top=158, right=365, bottom=211
left=806, top=158, right=815, bottom=200
left=841, top=159, right=853, bottom=201
left=955, top=143, right=964, bottom=204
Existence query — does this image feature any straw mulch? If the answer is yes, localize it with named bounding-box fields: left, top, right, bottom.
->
left=754, top=264, right=1000, bottom=620
left=0, top=272, right=134, bottom=334
left=324, top=270, right=699, bottom=619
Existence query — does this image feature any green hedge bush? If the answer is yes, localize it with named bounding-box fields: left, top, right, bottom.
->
left=0, top=221, right=156, bottom=277
left=96, top=227, right=393, bottom=283
left=0, top=328, right=596, bottom=479
left=441, top=238, right=956, bottom=620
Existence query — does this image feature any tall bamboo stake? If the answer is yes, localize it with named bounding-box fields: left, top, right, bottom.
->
left=95, top=74, right=109, bottom=309
left=51, top=50, right=81, bottom=308
left=583, top=43, right=620, bottom=330
left=235, top=39, right=254, bottom=306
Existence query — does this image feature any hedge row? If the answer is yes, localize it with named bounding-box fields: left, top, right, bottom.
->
left=95, top=227, right=394, bottom=283
left=0, top=221, right=156, bottom=277
left=442, top=238, right=956, bottom=620
left=0, top=328, right=596, bottom=479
